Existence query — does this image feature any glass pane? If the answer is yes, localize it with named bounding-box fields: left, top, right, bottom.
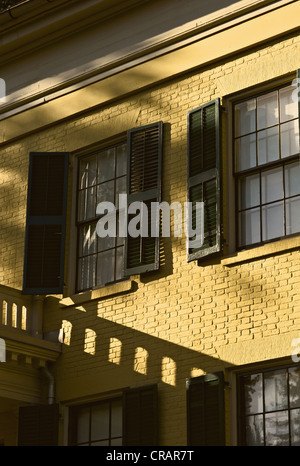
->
left=98, top=235, right=115, bottom=252
left=261, top=167, right=283, bottom=204
left=281, top=120, right=299, bottom=158
left=77, top=407, right=90, bottom=444
left=243, top=373, right=263, bottom=414
left=286, top=197, right=300, bottom=236
left=97, top=249, right=115, bottom=285
left=98, top=148, right=115, bottom=182
left=264, top=370, right=288, bottom=412
left=245, top=415, right=264, bottom=446
left=257, top=126, right=279, bottom=165
left=111, top=437, right=123, bottom=446
left=285, top=162, right=300, bottom=197
left=235, top=99, right=256, bottom=137
left=111, top=399, right=122, bottom=437
left=116, top=176, right=127, bottom=208
left=116, top=144, right=127, bottom=177
left=97, top=180, right=115, bottom=204
left=239, top=174, right=260, bottom=210
left=79, top=224, right=97, bottom=257
left=262, top=201, right=284, bottom=241
left=290, top=409, right=300, bottom=446
left=265, top=411, right=289, bottom=446
left=235, top=134, right=256, bottom=171
left=279, top=85, right=298, bottom=122
left=79, top=156, right=97, bottom=189
left=78, top=187, right=96, bottom=221
left=239, top=208, right=260, bottom=247
left=91, top=440, right=109, bottom=446
left=289, top=367, right=300, bottom=408
left=257, top=91, right=278, bottom=130
left=115, top=246, right=125, bottom=281
left=91, top=403, right=109, bottom=441
left=78, top=255, right=96, bottom=290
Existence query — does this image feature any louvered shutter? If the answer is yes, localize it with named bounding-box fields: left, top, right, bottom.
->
left=125, top=122, right=163, bottom=275
left=123, top=384, right=158, bottom=446
left=23, top=152, right=69, bottom=294
left=187, top=372, right=225, bottom=446
left=18, top=404, right=59, bottom=446
left=187, top=99, right=222, bottom=261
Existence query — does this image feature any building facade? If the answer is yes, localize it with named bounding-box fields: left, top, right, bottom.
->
left=0, top=0, right=300, bottom=446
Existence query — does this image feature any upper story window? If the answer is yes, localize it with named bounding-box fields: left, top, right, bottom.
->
left=77, top=143, right=127, bottom=292
left=234, top=83, right=300, bottom=248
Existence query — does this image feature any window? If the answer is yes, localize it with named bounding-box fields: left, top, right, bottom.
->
left=69, top=398, right=123, bottom=446
left=234, top=83, right=300, bottom=248
left=69, top=385, right=158, bottom=446
left=77, top=142, right=127, bottom=291
left=238, top=364, right=300, bottom=446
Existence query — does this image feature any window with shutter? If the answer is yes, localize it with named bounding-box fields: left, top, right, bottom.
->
left=123, top=384, right=158, bottom=446
left=125, top=122, right=163, bottom=276
left=187, top=371, right=225, bottom=446
left=187, top=99, right=222, bottom=262
left=23, top=152, right=69, bottom=295
left=18, top=404, right=59, bottom=446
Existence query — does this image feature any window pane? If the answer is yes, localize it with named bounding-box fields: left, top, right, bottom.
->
left=78, top=187, right=96, bottom=221
left=239, top=174, right=260, bottom=210
left=97, top=180, right=115, bottom=205
left=77, top=407, right=90, bottom=444
left=257, top=91, right=278, bottom=130
left=290, top=409, right=300, bottom=446
left=286, top=197, right=300, bottom=236
left=79, top=224, right=97, bottom=256
left=264, top=370, right=288, bottom=412
left=245, top=415, right=264, bottom=446
left=98, top=235, right=115, bottom=252
left=235, top=99, right=256, bottom=137
left=243, top=373, right=263, bottom=414
left=78, top=255, right=96, bottom=290
left=111, top=399, right=122, bottom=438
left=91, top=403, right=109, bottom=441
left=281, top=120, right=299, bottom=158
left=116, top=144, right=127, bottom=177
left=239, top=208, right=260, bottom=247
left=97, top=249, right=115, bottom=285
left=79, top=156, right=97, bottom=189
left=257, top=126, right=279, bottom=165
left=279, top=85, right=298, bottom=122
left=235, top=134, right=257, bottom=171
left=111, top=437, right=123, bottom=445
left=261, top=167, right=283, bottom=204
left=265, top=411, right=289, bottom=446
left=262, top=201, right=284, bottom=241
left=285, top=162, right=300, bottom=197
left=289, top=367, right=300, bottom=408
left=98, top=149, right=115, bottom=182
left=116, top=177, right=127, bottom=208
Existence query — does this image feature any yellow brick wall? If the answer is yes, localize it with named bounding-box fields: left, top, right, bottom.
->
left=0, top=32, right=300, bottom=445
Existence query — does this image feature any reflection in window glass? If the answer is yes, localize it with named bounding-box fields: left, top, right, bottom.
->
left=77, top=143, right=127, bottom=291
left=240, top=365, right=300, bottom=446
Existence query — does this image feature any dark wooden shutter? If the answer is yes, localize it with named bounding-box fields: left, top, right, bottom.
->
left=123, top=384, right=158, bottom=446
left=18, top=404, right=59, bottom=446
left=125, top=122, right=163, bottom=275
left=187, top=371, right=225, bottom=446
left=187, top=99, right=222, bottom=261
left=23, top=152, right=69, bottom=294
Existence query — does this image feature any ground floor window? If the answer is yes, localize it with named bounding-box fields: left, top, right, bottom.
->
left=69, top=398, right=122, bottom=446
left=238, top=364, right=300, bottom=445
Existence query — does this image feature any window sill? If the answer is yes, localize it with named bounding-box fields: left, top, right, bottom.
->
left=222, top=235, right=300, bottom=266
left=59, top=280, right=133, bottom=307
